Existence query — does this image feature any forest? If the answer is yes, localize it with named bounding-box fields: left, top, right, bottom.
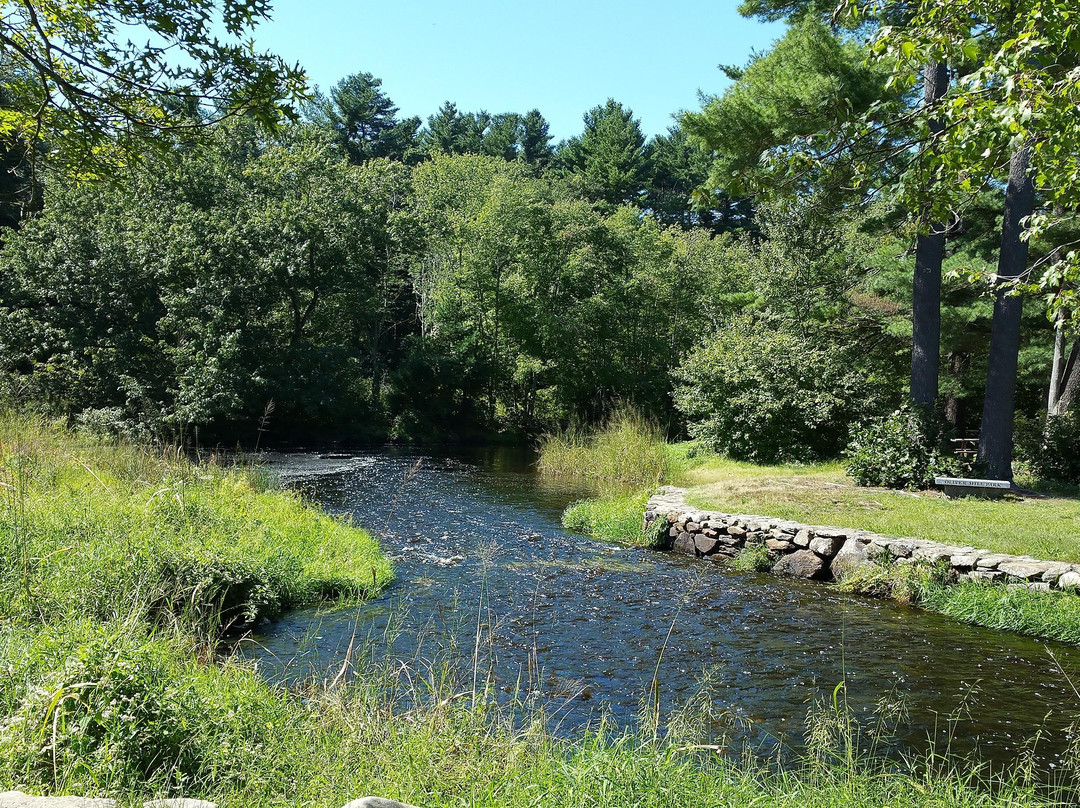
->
left=1, top=0, right=1079, bottom=481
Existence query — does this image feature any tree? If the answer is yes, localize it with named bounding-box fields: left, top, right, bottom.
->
left=420, top=102, right=489, bottom=156
left=310, top=72, right=421, bottom=164
left=558, top=99, right=651, bottom=207
left=0, top=0, right=306, bottom=178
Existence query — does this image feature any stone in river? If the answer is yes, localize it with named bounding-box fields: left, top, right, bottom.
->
left=673, top=532, right=696, bottom=555
left=695, top=534, right=720, bottom=555
left=809, top=535, right=844, bottom=558
left=831, top=538, right=875, bottom=582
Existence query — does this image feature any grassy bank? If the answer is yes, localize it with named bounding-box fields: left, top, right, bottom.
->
left=542, top=419, right=1080, bottom=646
left=0, top=417, right=1072, bottom=806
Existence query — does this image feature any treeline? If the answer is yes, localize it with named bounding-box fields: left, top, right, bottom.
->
left=0, top=17, right=1073, bottom=466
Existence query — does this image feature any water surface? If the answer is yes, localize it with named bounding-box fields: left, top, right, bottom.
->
left=243, top=448, right=1080, bottom=774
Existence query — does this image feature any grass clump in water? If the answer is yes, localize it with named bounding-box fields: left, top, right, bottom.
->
left=562, top=491, right=661, bottom=546
left=538, top=409, right=680, bottom=488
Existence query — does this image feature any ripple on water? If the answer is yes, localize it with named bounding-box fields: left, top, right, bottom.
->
left=244, top=448, right=1080, bottom=776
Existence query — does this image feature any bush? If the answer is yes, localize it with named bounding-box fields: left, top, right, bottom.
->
left=672, top=317, right=877, bottom=464
left=844, top=404, right=960, bottom=489
left=1015, top=410, right=1080, bottom=484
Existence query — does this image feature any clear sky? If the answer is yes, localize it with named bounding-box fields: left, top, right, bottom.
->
left=250, top=0, right=786, bottom=143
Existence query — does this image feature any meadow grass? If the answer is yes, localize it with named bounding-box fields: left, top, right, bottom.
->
left=0, top=413, right=393, bottom=635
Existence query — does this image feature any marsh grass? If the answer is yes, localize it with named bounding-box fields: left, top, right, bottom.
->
left=561, top=491, right=655, bottom=546
left=538, top=410, right=681, bottom=488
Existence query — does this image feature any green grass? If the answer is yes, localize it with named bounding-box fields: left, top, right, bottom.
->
left=682, top=456, right=1080, bottom=563
left=0, top=617, right=1068, bottom=807
left=538, top=409, right=686, bottom=488
left=0, top=413, right=393, bottom=635
left=561, top=491, right=658, bottom=546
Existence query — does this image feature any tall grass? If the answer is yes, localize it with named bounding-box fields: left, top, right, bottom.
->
left=538, top=410, right=678, bottom=488
left=0, top=413, right=393, bottom=636
left=0, top=618, right=1069, bottom=807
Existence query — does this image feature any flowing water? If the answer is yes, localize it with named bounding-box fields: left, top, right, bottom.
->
left=243, top=448, right=1080, bottom=775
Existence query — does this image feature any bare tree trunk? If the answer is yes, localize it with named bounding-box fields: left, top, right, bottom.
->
left=911, top=62, right=949, bottom=408
left=1055, top=339, right=1080, bottom=414
left=1049, top=315, right=1066, bottom=416
left=977, top=142, right=1036, bottom=480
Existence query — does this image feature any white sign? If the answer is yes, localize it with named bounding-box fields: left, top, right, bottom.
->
left=934, top=477, right=1011, bottom=489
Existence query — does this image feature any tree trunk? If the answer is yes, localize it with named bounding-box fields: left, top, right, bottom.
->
left=1054, top=339, right=1080, bottom=414
left=977, top=142, right=1036, bottom=480
left=1048, top=315, right=1065, bottom=416
left=911, top=62, right=949, bottom=408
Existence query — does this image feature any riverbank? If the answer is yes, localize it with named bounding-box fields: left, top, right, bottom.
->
left=1, top=418, right=1074, bottom=806
left=548, top=426, right=1080, bottom=644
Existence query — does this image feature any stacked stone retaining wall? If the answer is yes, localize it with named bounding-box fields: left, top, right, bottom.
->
left=646, top=487, right=1080, bottom=592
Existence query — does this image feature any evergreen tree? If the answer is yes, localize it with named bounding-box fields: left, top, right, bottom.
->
left=558, top=99, right=651, bottom=207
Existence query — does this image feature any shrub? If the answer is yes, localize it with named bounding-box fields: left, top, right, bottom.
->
left=1014, top=410, right=1080, bottom=484
left=672, top=317, right=876, bottom=464
left=844, top=404, right=960, bottom=489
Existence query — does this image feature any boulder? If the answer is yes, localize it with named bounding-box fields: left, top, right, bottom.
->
left=727, top=526, right=747, bottom=538
left=1057, top=571, right=1080, bottom=590
left=793, top=529, right=812, bottom=548
left=765, top=538, right=794, bottom=552
left=673, top=532, right=696, bottom=555
left=809, top=535, right=844, bottom=558
left=695, top=534, right=720, bottom=555
left=0, top=794, right=115, bottom=808
left=831, top=538, right=876, bottom=582
left=998, top=560, right=1051, bottom=581
left=342, top=799, right=421, bottom=808
left=771, top=549, right=828, bottom=580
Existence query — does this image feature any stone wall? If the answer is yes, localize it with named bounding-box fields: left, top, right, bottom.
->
left=646, top=487, right=1080, bottom=592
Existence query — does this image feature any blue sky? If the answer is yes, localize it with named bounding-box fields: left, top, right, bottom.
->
left=251, top=1, right=786, bottom=143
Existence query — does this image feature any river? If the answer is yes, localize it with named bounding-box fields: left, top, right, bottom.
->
left=242, top=447, right=1080, bottom=776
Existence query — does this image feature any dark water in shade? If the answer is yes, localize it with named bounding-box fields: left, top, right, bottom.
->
left=241, top=448, right=1080, bottom=776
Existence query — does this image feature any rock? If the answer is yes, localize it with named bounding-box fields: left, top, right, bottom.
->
left=1027, top=582, right=1052, bottom=592
left=831, top=538, right=875, bottom=582
left=695, top=534, right=720, bottom=555
left=998, top=560, right=1051, bottom=581
left=673, top=532, right=696, bottom=555
left=342, top=798, right=421, bottom=808
left=144, top=801, right=218, bottom=808
left=814, top=527, right=849, bottom=539
left=0, top=794, right=116, bottom=808
left=668, top=526, right=680, bottom=539
left=727, top=526, right=747, bottom=537
left=913, top=546, right=955, bottom=564
left=772, top=549, right=828, bottom=580
left=809, top=535, right=844, bottom=558
left=968, top=569, right=1005, bottom=583
left=950, top=553, right=981, bottom=568
left=793, top=529, right=812, bottom=548
left=1040, top=563, right=1074, bottom=583
left=975, top=554, right=1013, bottom=570
left=1057, top=571, right=1080, bottom=590
left=684, top=522, right=701, bottom=532
left=766, top=538, right=794, bottom=552
left=880, top=540, right=914, bottom=559
left=701, top=528, right=719, bottom=539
